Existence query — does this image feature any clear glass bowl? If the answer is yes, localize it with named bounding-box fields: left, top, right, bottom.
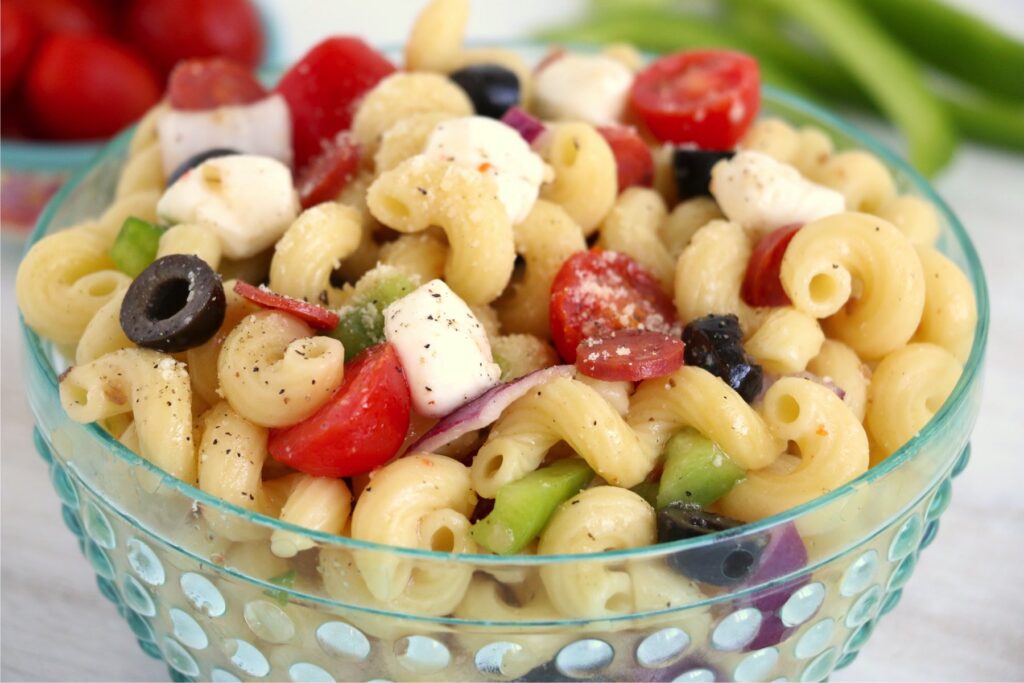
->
left=20, top=71, right=988, bottom=682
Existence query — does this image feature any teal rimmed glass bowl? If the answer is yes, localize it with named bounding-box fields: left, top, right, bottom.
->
left=20, top=47, right=988, bottom=682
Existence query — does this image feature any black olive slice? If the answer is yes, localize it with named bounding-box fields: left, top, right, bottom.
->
left=120, top=254, right=225, bottom=353
left=681, top=313, right=764, bottom=403
left=166, top=147, right=241, bottom=187
left=449, top=64, right=521, bottom=119
left=672, top=148, right=735, bottom=200
left=658, top=502, right=767, bottom=586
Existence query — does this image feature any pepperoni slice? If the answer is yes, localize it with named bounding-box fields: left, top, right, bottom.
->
left=741, top=223, right=802, bottom=307
left=233, top=281, right=339, bottom=330
left=167, top=57, right=267, bottom=111
left=549, top=249, right=678, bottom=363
left=576, top=329, right=685, bottom=381
left=597, top=125, right=654, bottom=192
left=296, top=133, right=362, bottom=209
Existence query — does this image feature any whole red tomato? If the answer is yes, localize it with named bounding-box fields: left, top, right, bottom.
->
left=1, top=2, right=39, bottom=99
left=24, top=34, right=161, bottom=140
left=124, top=0, right=264, bottom=75
left=12, top=0, right=112, bottom=36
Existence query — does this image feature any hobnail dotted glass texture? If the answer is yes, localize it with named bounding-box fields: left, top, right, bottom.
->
left=21, top=52, right=988, bottom=683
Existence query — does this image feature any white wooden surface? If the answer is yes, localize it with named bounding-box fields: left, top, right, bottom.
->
left=2, top=2, right=1023, bottom=680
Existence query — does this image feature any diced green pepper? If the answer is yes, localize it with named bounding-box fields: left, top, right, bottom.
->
left=657, top=428, right=745, bottom=509
left=110, top=217, right=163, bottom=278
left=329, top=266, right=417, bottom=361
left=263, top=569, right=296, bottom=606
left=471, top=459, right=594, bottom=555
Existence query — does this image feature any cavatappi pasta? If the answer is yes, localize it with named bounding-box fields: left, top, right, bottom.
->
left=17, top=0, right=978, bottom=645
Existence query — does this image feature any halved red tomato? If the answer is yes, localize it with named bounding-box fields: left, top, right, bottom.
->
left=741, top=223, right=802, bottom=307
left=167, top=57, right=267, bottom=111
left=296, top=133, right=362, bottom=209
left=597, top=125, right=654, bottom=192
left=549, top=249, right=678, bottom=363
left=630, top=50, right=759, bottom=149
left=268, top=343, right=412, bottom=477
left=233, top=281, right=339, bottom=330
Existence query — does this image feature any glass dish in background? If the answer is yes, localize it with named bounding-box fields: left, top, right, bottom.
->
left=0, top=6, right=284, bottom=241
left=20, top=49, right=988, bottom=682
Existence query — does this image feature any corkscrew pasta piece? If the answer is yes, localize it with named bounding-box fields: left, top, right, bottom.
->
left=745, top=307, right=826, bottom=374
left=197, top=400, right=273, bottom=541
left=332, top=170, right=382, bottom=283
left=75, top=286, right=132, bottom=365
left=185, top=281, right=260, bottom=407
left=780, top=212, right=926, bottom=359
left=496, top=199, right=586, bottom=337
left=490, top=334, right=558, bottom=380
left=673, top=219, right=765, bottom=331
left=628, top=366, right=783, bottom=471
left=378, top=232, right=448, bottom=283
left=270, top=475, right=352, bottom=558
left=59, top=348, right=197, bottom=483
left=807, top=339, right=871, bottom=421
left=875, top=195, right=940, bottom=246
left=93, top=189, right=161, bottom=242
left=115, top=142, right=164, bottom=198
left=740, top=118, right=834, bottom=177
left=374, top=111, right=454, bottom=173
left=538, top=122, right=618, bottom=236
left=127, top=101, right=167, bottom=156
left=538, top=486, right=655, bottom=618
left=16, top=226, right=131, bottom=346
left=156, top=223, right=223, bottom=270
left=720, top=377, right=869, bottom=521
left=269, top=203, right=363, bottom=307
left=367, top=156, right=515, bottom=304
left=659, top=196, right=724, bottom=260
left=349, top=454, right=477, bottom=613
left=351, top=72, right=473, bottom=152
left=912, top=246, right=977, bottom=363
left=811, top=150, right=896, bottom=214
left=597, top=187, right=674, bottom=292
left=574, top=374, right=633, bottom=417
left=217, top=310, right=346, bottom=428
left=472, top=377, right=652, bottom=497
left=866, top=343, right=962, bottom=458
left=404, top=0, right=469, bottom=73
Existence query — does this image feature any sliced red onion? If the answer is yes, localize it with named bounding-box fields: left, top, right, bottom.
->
left=406, top=365, right=574, bottom=454
left=500, top=106, right=545, bottom=144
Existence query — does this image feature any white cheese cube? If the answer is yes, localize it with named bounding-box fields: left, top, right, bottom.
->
left=422, top=116, right=547, bottom=224
left=158, top=95, right=293, bottom=177
left=384, top=279, right=501, bottom=417
left=710, top=150, right=846, bottom=234
left=533, top=53, right=633, bottom=127
left=157, top=154, right=300, bottom=259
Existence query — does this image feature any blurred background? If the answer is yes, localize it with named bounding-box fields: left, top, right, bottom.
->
left=2, top=1, right=1022, bottom=681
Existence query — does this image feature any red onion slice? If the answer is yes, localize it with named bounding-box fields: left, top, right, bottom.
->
left=500, top=106, right=545, bottom=143
left=406, top=364, right=574, bottom=454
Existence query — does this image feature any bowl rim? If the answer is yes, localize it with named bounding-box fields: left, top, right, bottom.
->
left=19, top=54, right=990, bottom=568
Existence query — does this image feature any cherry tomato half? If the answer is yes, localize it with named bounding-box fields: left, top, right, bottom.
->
left=576, top=329, right=685, bottom=382
left=13, top=0, right=112, bottom=37
left=167, top=57, right=267, bottom=111
left=275, top=37, right=395, bottom=171
left=268, top=343, right=412, bottom=478
left=630, top=50, right=759, bottom=149
left=549, top=249, right=678, bottom=363
left=296, top=133, right=362, bottom=209
left=598, top=125, right=654, bottom=192
left=125, top=0, right=264, bottom=76
left=24, top=34, right=160, bottom=140
left=741, top=223, right=802, bottom=307
left=1, top=3, right=39, bottom=100
left=233, top=281, right=340, bottom=330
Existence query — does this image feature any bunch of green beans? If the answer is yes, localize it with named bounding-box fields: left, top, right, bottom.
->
left=536, top=0, right=1024, bottom=176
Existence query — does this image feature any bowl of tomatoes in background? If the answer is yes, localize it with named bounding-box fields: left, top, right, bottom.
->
left=0, top=0, right=279, bottom=239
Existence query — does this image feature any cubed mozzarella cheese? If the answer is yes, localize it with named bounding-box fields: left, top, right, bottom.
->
left=710, top=150, right=846, bottom=234
left=157, top=154, right=299, bottom=259
left=157, top=95, right=293, bottom=177
left=384, top=279, right=501, bottom=417
left=533, top=53, right=633, bottom=127
left=422, top=116, right=547, bottom=224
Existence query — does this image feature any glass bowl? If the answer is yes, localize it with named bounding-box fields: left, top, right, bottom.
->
left=20, top=59, right=988, bottom=682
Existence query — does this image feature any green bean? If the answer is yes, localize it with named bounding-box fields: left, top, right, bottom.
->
left=757, top=0, right=956, bottom=176
left=855, top=0, right=1024, bottom=101
left=942, top=94, right=1024, bottom=152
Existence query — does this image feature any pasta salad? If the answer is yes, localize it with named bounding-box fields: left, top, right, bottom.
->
left=17, top=0, right=976, bottom=626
